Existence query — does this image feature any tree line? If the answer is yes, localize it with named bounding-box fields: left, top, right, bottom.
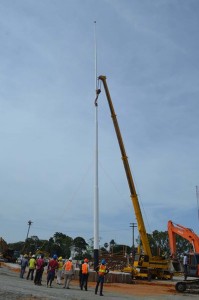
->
left=7, top=230, right=192, bottom=260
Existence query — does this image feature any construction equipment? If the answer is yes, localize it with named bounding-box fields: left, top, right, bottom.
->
left=168, top=220, right=199, bottom=257
left=168, top=220, right=199, bottom=292
left=0, top=237, right=17, bottom=262
left=96, top=75, right=172, bottom=280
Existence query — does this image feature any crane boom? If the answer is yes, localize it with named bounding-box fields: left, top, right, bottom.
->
left=98, top=75, right=152, bottom=257
left=97, top=76, right=172, bottom=279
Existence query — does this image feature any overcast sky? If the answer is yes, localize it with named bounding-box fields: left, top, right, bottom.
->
left=0, top=0, right=199, bottom=249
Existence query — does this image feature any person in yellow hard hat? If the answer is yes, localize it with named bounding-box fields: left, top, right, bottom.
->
left=56, top=256, right=63, bottom=285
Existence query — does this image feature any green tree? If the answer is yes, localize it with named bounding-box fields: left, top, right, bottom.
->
left=110, top=239, right=116, bottom=253
left=46, top=232, right=73, bottom=258
left=8, top=241, right=25, bottom=253
left=104, top=243, right=109, bottom=250
left=149, top=230, right=168, bottom=256
left=73, top=237, right=88, bottom=259
left=171, top=235, right=192, bottom=258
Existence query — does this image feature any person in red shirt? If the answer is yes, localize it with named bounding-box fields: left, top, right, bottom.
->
left=34, top=254, right=45, bottom=285
left=47, top=255, right=58, bottom=288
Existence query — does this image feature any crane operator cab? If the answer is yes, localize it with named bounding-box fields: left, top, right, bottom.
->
left=134, top=254, right=149, bottom=267
left=185, top=253, right=199, bottom=279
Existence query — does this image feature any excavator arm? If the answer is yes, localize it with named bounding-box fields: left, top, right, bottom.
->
left=168, top=220, right=199, bottom=257
left=98, top=75, right=152, bottom=258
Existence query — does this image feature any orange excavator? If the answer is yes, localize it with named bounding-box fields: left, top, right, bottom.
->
left=168, top=220, right=199, bottom=292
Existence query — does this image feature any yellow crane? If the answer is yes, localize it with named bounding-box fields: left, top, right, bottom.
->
left=97, top=75, right=172, bottom=279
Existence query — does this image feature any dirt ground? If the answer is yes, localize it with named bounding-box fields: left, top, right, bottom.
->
left=0, top=263, right=198, bottom=300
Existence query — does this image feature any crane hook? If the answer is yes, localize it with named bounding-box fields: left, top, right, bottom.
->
left=94, top=88, right=101, bottom=106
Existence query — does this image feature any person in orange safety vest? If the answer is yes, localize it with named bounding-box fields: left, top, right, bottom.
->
left=80, top=258, right=90, bottom=291
left=95, top=259, right=109, bottom=296
left=63, top=257, right=74, bottom=289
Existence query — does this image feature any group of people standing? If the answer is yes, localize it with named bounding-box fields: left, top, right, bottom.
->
left=20, top=253, right=46, bottom=285
left=20, top=254, right=109, bottom=296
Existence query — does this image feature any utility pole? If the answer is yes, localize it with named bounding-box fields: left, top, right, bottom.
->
left=130, top=222, right=137, bottom=262
left=26, top=220, right=33, bottom=241
left=22, top=220, right=33, bottom=254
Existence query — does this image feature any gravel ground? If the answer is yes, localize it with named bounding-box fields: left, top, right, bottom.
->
left=0, top=264, right=199, bottom=300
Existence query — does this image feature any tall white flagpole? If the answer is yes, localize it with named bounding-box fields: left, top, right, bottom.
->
left=94, top=20, right=99, bottom=270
